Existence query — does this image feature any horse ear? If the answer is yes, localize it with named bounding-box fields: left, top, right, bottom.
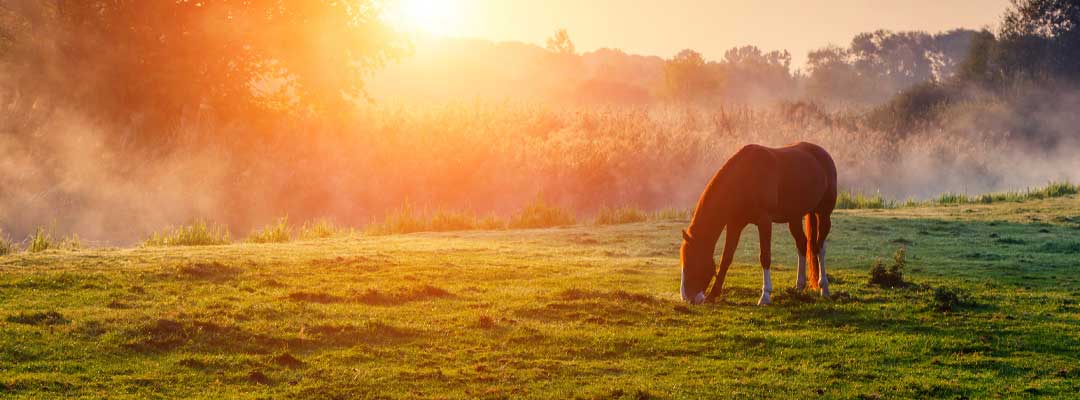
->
left=681, top=229, right=692, bottom=242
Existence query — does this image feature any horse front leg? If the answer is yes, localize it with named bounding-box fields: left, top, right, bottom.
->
left=705, top=223, right=745, bottom=302
left=757, top=218, right=773, bottom=306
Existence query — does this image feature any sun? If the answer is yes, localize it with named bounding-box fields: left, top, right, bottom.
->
left=388, top=0, right=463, bottom=37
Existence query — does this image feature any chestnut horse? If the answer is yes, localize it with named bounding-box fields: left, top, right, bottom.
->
left=680, top=142, right=836, bottom=305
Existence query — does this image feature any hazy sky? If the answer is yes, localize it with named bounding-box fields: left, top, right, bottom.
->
left=409, top=0, right=1012, bottom=68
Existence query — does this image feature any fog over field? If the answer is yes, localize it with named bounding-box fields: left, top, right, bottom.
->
left=1, top=1, right=1078, bottom=243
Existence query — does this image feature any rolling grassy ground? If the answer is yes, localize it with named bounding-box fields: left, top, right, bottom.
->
left=1, top=197, right=1079, bottom=399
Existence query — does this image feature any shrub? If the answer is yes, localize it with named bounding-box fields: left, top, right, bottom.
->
left=932, top=286, right=974, bottom=312
left=868, top=247, right=908, bottom=288
left=247, top=217, right=292, bottom=243
left=594, top=206, right=647, bottom=225
left=297, top=219, right=352, bottom=240
left=508, top=199, right=575, bottom=229
left=143, top=220, right=231, bottom=247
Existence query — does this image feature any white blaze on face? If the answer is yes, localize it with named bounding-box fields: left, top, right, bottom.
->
left=681, top=268, right=705, bottom=304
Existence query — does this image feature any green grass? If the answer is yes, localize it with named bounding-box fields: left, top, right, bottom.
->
left=1, top=196, right=1078, bottom=398
left=838, top=181, right=1077, bottom=209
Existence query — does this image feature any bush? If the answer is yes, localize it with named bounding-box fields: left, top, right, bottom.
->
left=594, top=206, right=648, bottom=225
left=868, top=247, right=908, bottom=288
left=508, top=199, right=576, bottom=229
left=143, top=220, right=231, bottom=247
left=248, top=217, right=292, bottom=243
left=932, top=286, right=974, bottom=312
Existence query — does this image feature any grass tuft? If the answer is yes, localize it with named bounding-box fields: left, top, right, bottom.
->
left=27, top=227, right=53, bottom=253
left=143, top=220, right=231, bottom=247
left=932, top=286, right=975, bottom=312
left=247, top=217, right=292, bottom=243
left=595, top=206, right=648, bottom=225
left=868, top=247, right=908, bottom=288
left=0, top=229, right=14, bottom=256
left=297, top=219, right=352, bottom=240
left=508, top=199, right=575, bottom=229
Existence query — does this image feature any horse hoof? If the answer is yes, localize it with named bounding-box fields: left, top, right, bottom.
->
left=757, top=297, right=771, bottom=306
left=820, top=288, right=831, bottom=298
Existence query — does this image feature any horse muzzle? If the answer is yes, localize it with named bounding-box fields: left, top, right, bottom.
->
left=680, top=268, right=707, bottom=304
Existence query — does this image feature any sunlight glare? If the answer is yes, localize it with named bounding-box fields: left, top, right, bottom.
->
left=390, top=0, right=463, bottom=37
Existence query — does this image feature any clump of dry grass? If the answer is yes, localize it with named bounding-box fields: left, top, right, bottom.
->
left=297, top=219, right=353, bottom=240
left=508, top=199, right=576, bottom=229
left=247, top=217, right=292, bottom=243
left=143, top=220, right=231, bottom=247
left=0, top=229, right=15, bottom=256
left=649, top=208, right=691, bottom=222
left=363, top=198, right=577, bottom=235
left=594, top=206, right=648, bottom=225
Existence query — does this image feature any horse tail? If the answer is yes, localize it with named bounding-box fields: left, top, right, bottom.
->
left=805, top=213, right=820, bottom=289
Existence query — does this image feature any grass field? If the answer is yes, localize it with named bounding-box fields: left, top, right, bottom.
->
left=1, top=197, right=1079, bottom=399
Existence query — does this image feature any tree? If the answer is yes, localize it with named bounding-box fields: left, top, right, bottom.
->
left=0, top=1, right=409, bottom=130
left=717, top=46, right=796, bottom=103
left=546, top=29, right=575, bottom=55
left=997, top=0, right=1080, bottom=80
left=664, top=49, right=719, bottom=101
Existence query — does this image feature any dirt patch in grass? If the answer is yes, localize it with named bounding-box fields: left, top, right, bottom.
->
left=556, top=288, right=657, bottom=304
left=175, top=262, right=241, bottom=281
left=272, top=352, right=305, bottom=368
left=288, top=291, right=345, bottom=303
left=5, top=311, right=69, bottom=326
left=247, top=370, right=271, bottom=385
left=305, top=321, right=416, bottom=345
left=351, top=284, right=454, bottom=305
left=1039, top=241, right=1080, bottom=254
left=123, top=318, right=291, bottom=353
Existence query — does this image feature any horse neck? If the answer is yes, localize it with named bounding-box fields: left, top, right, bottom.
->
left=687, top=174, right=730, bottom=244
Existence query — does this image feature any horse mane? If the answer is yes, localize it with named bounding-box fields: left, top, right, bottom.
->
left=686, top=145, right=766, bottom=240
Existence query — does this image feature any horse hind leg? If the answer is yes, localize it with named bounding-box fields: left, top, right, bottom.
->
left=757, top=217, right=773, bottom=306
left=817, top=213, right=833, bottom=297
left=788, top=221, right=808, bottom=290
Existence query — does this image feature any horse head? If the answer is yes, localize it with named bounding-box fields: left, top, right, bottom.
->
left=680, top=229, right=715, bottom=304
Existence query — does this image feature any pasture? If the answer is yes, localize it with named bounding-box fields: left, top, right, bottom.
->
left=1, top=197, right=1078, bottom=399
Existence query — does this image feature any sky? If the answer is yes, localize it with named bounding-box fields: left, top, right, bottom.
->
left=395, top=0, right=1012, bottom=68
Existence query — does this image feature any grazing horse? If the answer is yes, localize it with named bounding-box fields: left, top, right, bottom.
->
left=680, top=142, right=837, bottom=305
